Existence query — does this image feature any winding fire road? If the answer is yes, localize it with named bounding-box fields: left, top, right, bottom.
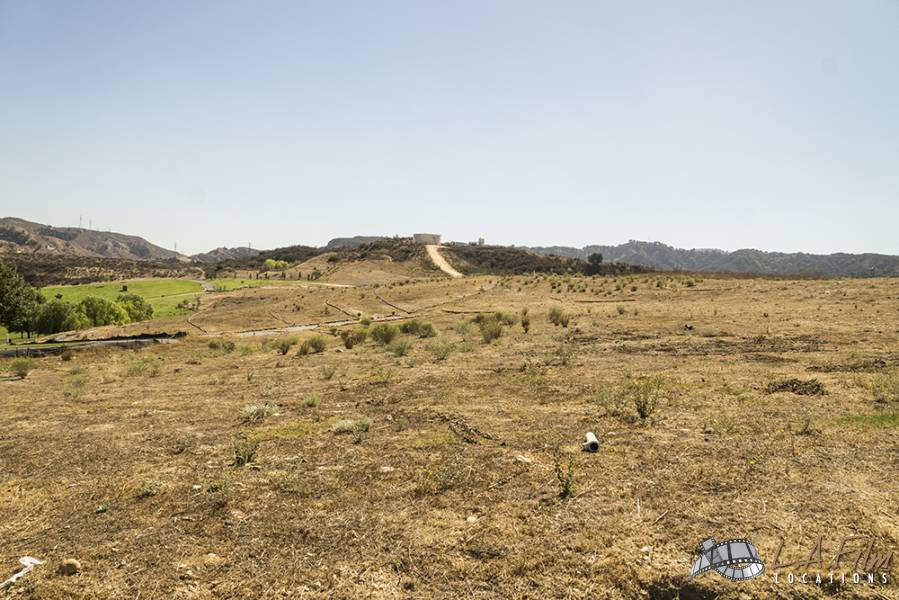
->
left=425, top=245, right=463, bottom=278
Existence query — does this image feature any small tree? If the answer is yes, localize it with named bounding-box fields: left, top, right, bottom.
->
left=586, top=253, right=604, bottom=275
left=78, top=296, right=130, bottom=327
left=116, top=294, right=154, bottom=322
left=0, top=261, right=43, bottom=337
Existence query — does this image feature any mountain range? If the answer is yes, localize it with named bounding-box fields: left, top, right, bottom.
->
left=526, top=240, right=899, bottom=277
left=2, top=218, right=896, bottom=277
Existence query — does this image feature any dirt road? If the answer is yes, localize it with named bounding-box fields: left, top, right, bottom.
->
left=425, top=245, right=463, bottom=278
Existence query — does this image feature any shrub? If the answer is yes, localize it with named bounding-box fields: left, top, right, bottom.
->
left=232, top=439, right=258, bottom=467
left=387, top=339, right=412, bottom=357
left=304, top=395, right=320, bottom=408
left=872, top=372, right=899, bottom=405
left=479, top=318, right=503, bottom=343
left=400, top=320, right=437, bottom=338
left=547, top=306, right=566, bottom=326
left=60, top=350, right=74, bottom=362
left=320, top=364, right=337, bottom=380
left=275, top=336, right=298, bottom=355
left=616, top=305, right=627, bottom=315
left=553, top=449, right=575, bottom=499
left=125, top=356, right=162, bottom=377
left=521, top=316, right=530, bottom=333
left=339, top=328, right=367, bottom=349
left=427, top=340, right=453, bottom=361
left=494, top=312, right=518, bottom=326
left=331, top=418, right=372, bottom=434
left=624, top=375, right=665, bottom=420
left=369, top=323, right=399, bottom=345
left=242, top=403, right=275, bottom=423
left=298, top=335, right=327, bottom=355
left=360, top=317, right=372, bottom=327
left=9, top=357, right=34, bottom=379
left=208, top=339, right=236, bottom=353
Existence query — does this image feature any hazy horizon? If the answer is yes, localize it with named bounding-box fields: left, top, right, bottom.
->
left=2, top=1, right=897, bottom=255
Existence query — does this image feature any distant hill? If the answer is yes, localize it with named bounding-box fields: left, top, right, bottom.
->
left=191, top=246, right=260, bottom=264
left=527, top=241, right=899, bottom=278
left=0, top=217, right=184, bottom=261
left=324, top=236, right=391, bottom=250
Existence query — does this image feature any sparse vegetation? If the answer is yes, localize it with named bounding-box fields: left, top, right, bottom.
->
left=547, top=306, right=569, bottom=327
left=369, top=323, right=399, bottom=345
left=298, top=335, right=327, bottom=355
left=242, top=403, right=276, bottom=423
left=387, top=339, right=412, bottom=357
left=400, top=319, right=437, bottom=338
left=871, top=371, right=899, bottom=405
left=9, top=357, right=35, bottom=379
left=275, top=336, right=298, bottom=355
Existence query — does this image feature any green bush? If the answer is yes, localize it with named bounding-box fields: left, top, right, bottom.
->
left=275, top=336, right=298, bottom=355
left=79, top=296, right=130, bottom=327
left=548, top=306, right=563, bottom=325
left=9, top=357, right=35, bottom=379
left=427, top=340, right=453, bottom=361
left=400, top=320, right=437, bottom=338
left=331, top=418, right=372, bottom=434
left=116, top=294, right=154, bottom=322
left=34, top=300, right=89, bottom=334
left=339, top=328, right=368, bottom=349
left=624, top=375, right=666, bottom=420
left=298, top=335, right=327, bottom=355
left=479, top=318, right=503, bottom=343
left=387, top=339, right=412, bottom=357
left=369, top=323, right=399, bottom=345
left=208, top=339, right=236, bottom=353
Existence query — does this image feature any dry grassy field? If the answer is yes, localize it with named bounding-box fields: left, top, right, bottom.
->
left=1, top=272, right=897, bottom=598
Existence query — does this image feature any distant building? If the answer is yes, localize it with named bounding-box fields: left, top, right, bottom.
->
left=478, top=237, right=485, bottom=246
left=413, top=233, right=441, bottom=244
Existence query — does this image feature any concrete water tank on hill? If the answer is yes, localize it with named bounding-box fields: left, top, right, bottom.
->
left=413, top=233, right=441, bottom=244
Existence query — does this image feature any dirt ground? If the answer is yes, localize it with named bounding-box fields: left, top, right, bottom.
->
left=1, top=273, right=897, bottom=598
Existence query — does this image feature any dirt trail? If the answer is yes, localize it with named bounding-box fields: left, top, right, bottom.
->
left=425, top=245, right=463, bottom=278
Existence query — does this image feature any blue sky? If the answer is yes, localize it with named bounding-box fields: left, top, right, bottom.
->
left=1, top=1, right=897, bottom=255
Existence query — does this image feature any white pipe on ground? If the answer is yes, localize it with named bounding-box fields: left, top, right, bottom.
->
left=582, top=432, right=599, bottom=452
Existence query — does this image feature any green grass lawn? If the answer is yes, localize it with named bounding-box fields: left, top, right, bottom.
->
left=208, top=278, right=302, bottom=292
left=42, top=279, right=204, bottom=318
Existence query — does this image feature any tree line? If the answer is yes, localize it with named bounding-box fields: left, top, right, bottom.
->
left=0, top=261, right=153, bottom=338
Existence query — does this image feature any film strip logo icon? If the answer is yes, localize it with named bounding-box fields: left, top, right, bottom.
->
left=690, top=537, right=765, bottom=581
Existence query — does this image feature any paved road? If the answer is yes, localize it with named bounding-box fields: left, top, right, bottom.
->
left=425, top=245, right=463, bottom=278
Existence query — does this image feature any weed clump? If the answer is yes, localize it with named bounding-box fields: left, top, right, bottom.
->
left=208, top=339, right=236, bottom=353
left=339, top=328, right=367, bottom=349
left=872, top=371, right=899, bottom=405
left=274, top=336, right=298, bottom=355
left=9, top=358, right=35, bottom=379
left=232, top=438, right=258, bottom=467
left=427, top=340, right=453, bottom=361
left=331, top=418, right=372, bottom=434
left=400, top=319, right=437, bottom=338
left=298, top=335, right=327, bottom=355
left=370, top=323, right=399, bottom=345
left=387, top=339, right=412, bottom=357
left=242, top=403, right=276, bottom=423
left=547, top=306, right=569, bottom=327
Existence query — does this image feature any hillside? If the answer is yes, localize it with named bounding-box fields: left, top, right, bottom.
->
left=191, top=246, right=260, bottom=264
left=0, top=217, right=183, bottom=261
left=528, top=240, right=899, bottom=277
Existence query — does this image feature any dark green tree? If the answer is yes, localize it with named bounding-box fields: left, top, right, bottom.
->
left=0, top=261, right=43, bottom=336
